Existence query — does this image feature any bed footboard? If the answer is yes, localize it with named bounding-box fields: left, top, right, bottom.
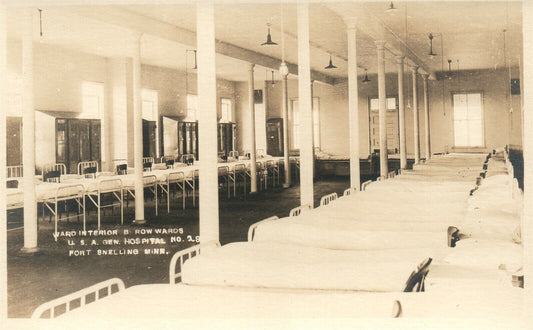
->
left=361, top=180, right=373, bottom=191
left=31, top=278, right=125, bottom=319
left=319, top=192, right=338, bottom=206
left=169, top=241, right=221, bottom=284
left=289, top=204, right=311, bottom=217
left=247, top=215, right=279, bottom=242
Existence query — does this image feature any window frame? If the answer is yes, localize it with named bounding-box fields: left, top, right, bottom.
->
left=451, top=91, right=485, bottom=148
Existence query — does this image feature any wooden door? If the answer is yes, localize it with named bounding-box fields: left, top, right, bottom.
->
left=6, top=117, right=22, bottom=166
left=78, top=120, right=92, bottom=163
left=56, top=119, right=68, bottom=166
left=67, top=119, right=80, bottom=173
left=90, top=120, right=101, bottom=163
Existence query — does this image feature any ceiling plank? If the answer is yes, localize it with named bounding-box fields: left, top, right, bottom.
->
left=71, top=6, right=336, bottom=85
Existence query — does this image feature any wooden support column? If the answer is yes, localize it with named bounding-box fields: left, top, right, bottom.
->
left=412, top=66, right=420, bottom=164
left=346, top=18, right=360, bottom=190
left=197, top=3, right=219, bottom=243
left=297, top=3, right=314, bottom=207
left=375, top=40, right=388, bottom=176
left=280, top=63, right=291, bottom=188
left=397, top=56, right=407, bottom=170
left=0, top=1, right=8, bottom=319
left=248, top=63, right=257, bottom=193
left=21, top=8, right=38, bottom=253
left=132, top=32, right=145, bottom=224
left=422, top=73, right=431, bottom=160
left=522, top=0, right=533, bottom=317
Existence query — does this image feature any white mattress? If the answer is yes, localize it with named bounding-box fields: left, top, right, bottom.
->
left=181, top=242, right=432, bottom=292
left=365, top=180, right=474, bottom=193
left=48, top=283, right=524, bottom=326
left=252, top=215, right=455, bottom=251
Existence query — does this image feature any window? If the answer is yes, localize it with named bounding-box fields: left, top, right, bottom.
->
left=185, top=94, right=198, bottom=121
left=81, top=81, right=105, bottom=161
left=81, top=82, right=104, bottom=119
left=453, top=93, right=484, bottom=147
left=142, top=89, right=160, bottom=157
left=290, top=97, right=320, bottom=149
left=369, top=97, right=397, bottom=111
left=220, top=98, right=232, bottom=122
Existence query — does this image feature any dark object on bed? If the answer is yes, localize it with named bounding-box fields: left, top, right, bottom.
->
left=143, top=162, right=152, bottom=171
left=44, top=170, right=61, bottom=182
left=165, top=159, right=175, bottom=168
left=116, top=164, right=127, bottom=175
left=403, top=258, right=432, bottom=292
left=447, top=226, right=461, bottom=248
left=6, top=179, right=18, bottom=188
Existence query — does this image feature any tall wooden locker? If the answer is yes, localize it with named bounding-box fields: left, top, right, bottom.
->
left=266, top=118, right=283, bottom=157
left=142, top=119, right=157, bottom=158
left=217, top=123, right=236, bottom=158
left=6, top=117, right=22, bottom=166
left=178, top=121, right=198, bottom=160
left=57, top=118, right=101, bottom=174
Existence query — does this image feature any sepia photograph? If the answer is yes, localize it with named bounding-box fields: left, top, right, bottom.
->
left=0, top=0, right=531, bottom=329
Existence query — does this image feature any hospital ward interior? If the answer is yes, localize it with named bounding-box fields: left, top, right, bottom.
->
left=1, top=0, right=533, bottom=328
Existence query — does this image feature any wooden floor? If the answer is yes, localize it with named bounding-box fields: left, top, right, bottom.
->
left=6, top=176, right=371, bottom=318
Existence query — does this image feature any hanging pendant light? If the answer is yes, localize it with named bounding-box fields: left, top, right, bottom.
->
left=385, top=1, right=398, bottom=13
left=271, top=71, right=275, bottom=85
left=324, top=55, right=337, bottom=69
left=193, top=50, right=197, bottom=70
left=447, top=59, right=452, bottom=79
left=362, top=69, right=371, bottom=83
left=428, top=33, right=437, bottom=57
left=261, top=23, right=278, bottom=46
left=38, top=9, right=43, bottom=37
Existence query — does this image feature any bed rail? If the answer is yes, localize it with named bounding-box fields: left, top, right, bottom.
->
left=361, top=180, right=373, bottom=191
left=169, top=241, right=221, bottom=284
left=77, top=161, right=99, bottom=176
left=342, top=187, right=358, bottom=196
left=6, top=165, right=23, bottom=178
left=289, top=204, right=311, bottom=217
left=247, top=215, right=279, bottom=242
left=31, top=278, right=125, bottom=319
left=319, top=192, right=338, bottom=206
left=387, top=170, right=396, bottom=179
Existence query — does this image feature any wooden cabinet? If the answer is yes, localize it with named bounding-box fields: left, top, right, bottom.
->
left=56, top=118, right=101, bottom=173
left=142, top=119, right=157, bottom=158
left=217, top=123, right=236, bottom=158
left=266, top=118, right=283, bottom=156
left=178, top=121, right=198, bottom=160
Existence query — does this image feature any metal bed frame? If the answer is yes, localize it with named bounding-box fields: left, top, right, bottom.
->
left=218, top=165, right=231, bottom=199
left=169, top=241, right=221, bottom=284
left=289, top=204, right=311, bottom=217
left=31, top=278, right=125, bottom=319
left=158, top=171, right=186, bottom=212
left=6, top=165, right=23, bottom=178
left=247, top=215, right=279, bottom=242
left=319, top=192, right=338, bottom=206
left=39, top=183, right=86, bottom=241
left=77, top=161, right=99, bottom=178
left=85, top=178, right=124, bottom=229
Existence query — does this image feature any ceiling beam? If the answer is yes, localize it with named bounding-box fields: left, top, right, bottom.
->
left=70, top=7, right=336, bottom=85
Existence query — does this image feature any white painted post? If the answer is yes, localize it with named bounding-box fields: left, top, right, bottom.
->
left=281, top=63, right=291, bottom=188
left=297, top=3, right=314, bottom=207
left=346, top=19, right=360, bottom=190
left=21, top=8, right=38, bottom=253
left=376, top=40, right=388, bottom=176
left=397, top=56, right=407, bottom=169
left=197, top=3, right=220, bottom=243
left=248, top=63, right=257, bottom=193
left=422, top=73, right=431, bottom=160
left=412, top=66, right=420, bottom=164
left=132, top=32, right=145, bottom=225
left=0, top=1, right=8, bottom=319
